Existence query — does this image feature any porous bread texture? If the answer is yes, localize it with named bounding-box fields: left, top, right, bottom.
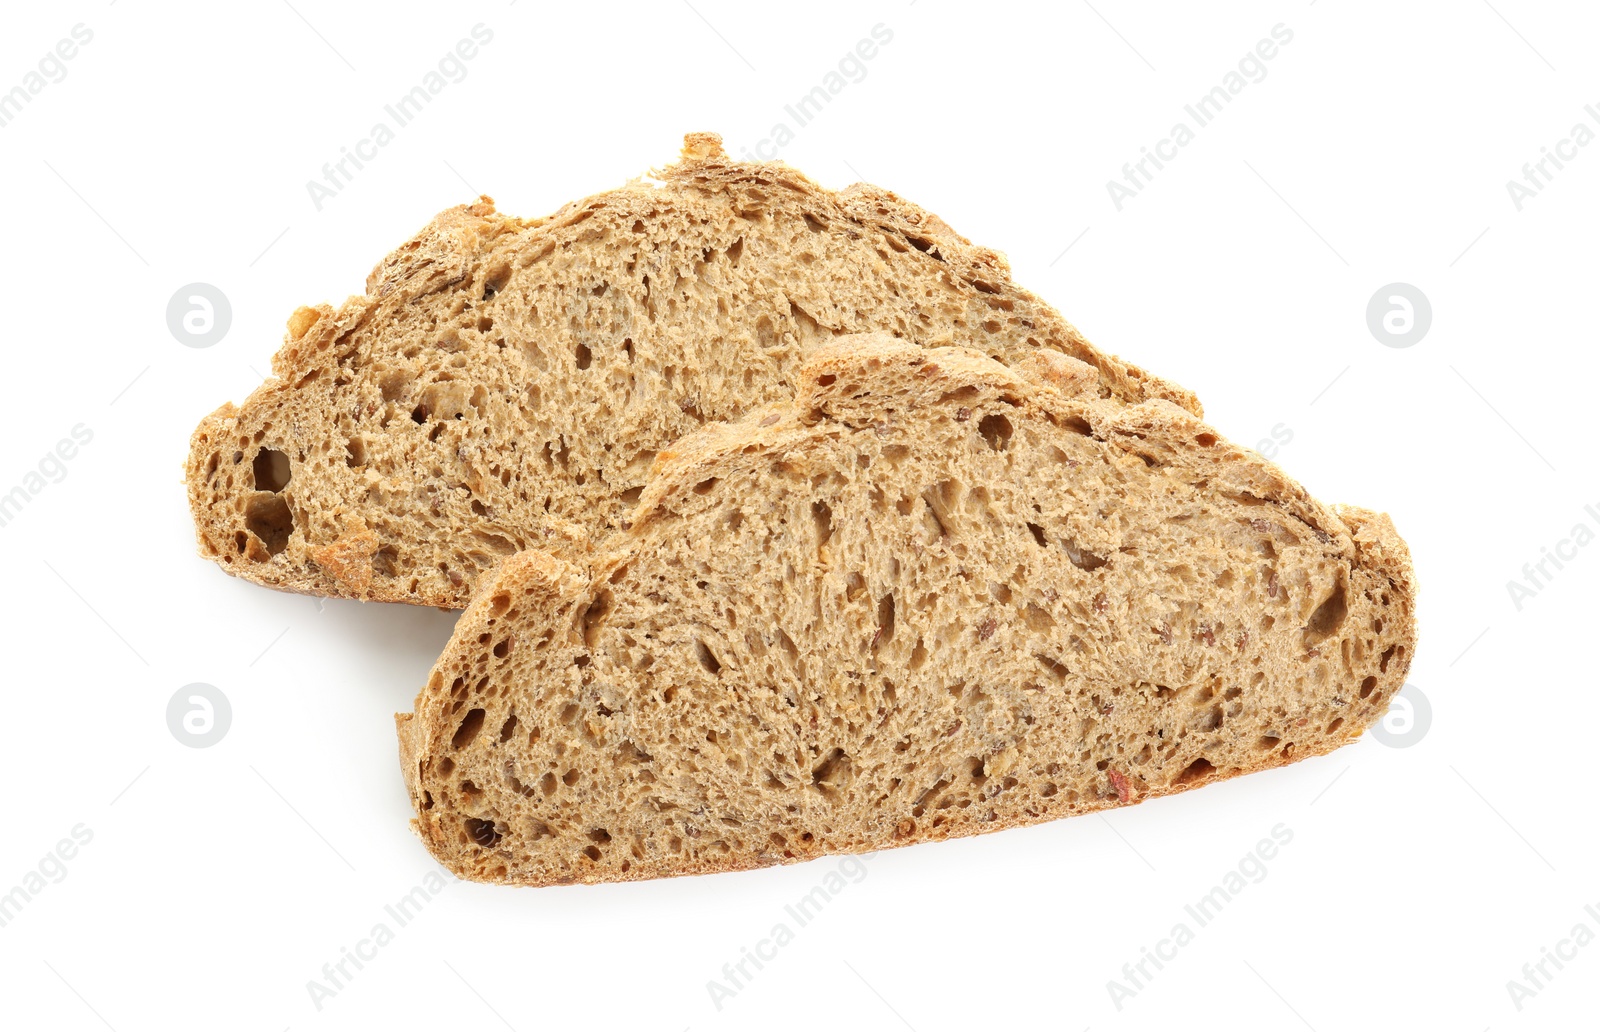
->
left=186, top=133, right=1198, bottom=608
left=396, top=334, right=1416, bottom=886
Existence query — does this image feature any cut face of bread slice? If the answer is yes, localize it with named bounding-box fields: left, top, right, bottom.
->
left=186, top=133, right=1198, bottom=607
left=396, top=334, right=1416, bottom=886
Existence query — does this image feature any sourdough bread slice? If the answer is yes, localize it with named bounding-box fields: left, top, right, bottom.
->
left=186, top=133, right=1197, bottom=607
left=396, top=334, right=1416, bottom=886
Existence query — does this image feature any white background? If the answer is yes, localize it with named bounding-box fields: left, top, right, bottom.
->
left=0, top=1, right=1594, bottom=1029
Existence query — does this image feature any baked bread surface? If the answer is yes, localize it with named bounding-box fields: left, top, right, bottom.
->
left=187, top=134, right=1195, bottom=606
left=396, top=334, right=1416, bottom=885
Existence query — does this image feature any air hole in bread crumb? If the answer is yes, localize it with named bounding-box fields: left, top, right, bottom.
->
left=252, top=449, right=291, bottom=492
left=378, top=369, right=412, bottom=403
left=580, top=590, right=612, bottom=649
left=482, top=265, right=509, bottom=299
left=244, top=495, right=294, bottom=557
left=811, top=500, right=834, bottom=555
left=1304, top=579, right=1348, bottom=642
left=978, top=414, right=1013, bottom=451
left=1035, top=653, right=1069, bottom=680
left=1359, top=675, right=1378, bottom=699
left=492, top=639, right=510, bottom=659
left=1173, top=757, right=1216, bottom=785
left=694, top=477, right=719, bottom=495
left=694, top=639, right=722, bottom=675
left=875, top=594, right=896, bottom=648
left=372, top=546, right=398, bottom=577
left=816, top=374, right=836, bottom=387
left=1196, top=433, right=1218, bottom=447
left=464, top=817, right=500, bottom=848
left=451, top=709, right=486, bottom=750
left=1062, top=538, right=1107, bottom=571
left=574, top=342, right=592, bottom=370
left=345, top=438, right=366, bottom=467
left=811, top=749, right=851, bottom=801
left=498, top=714, right=519, bottom=742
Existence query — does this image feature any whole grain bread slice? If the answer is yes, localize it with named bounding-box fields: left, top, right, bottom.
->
left=186, top=133, right=1196, bottom=608
left=396, top=333, right=1416, bottom=886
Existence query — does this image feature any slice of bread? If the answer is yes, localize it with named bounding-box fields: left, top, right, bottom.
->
left=396, top=334, right=1416, bottom=886
left=186, top=133, right=1198, bottom=607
